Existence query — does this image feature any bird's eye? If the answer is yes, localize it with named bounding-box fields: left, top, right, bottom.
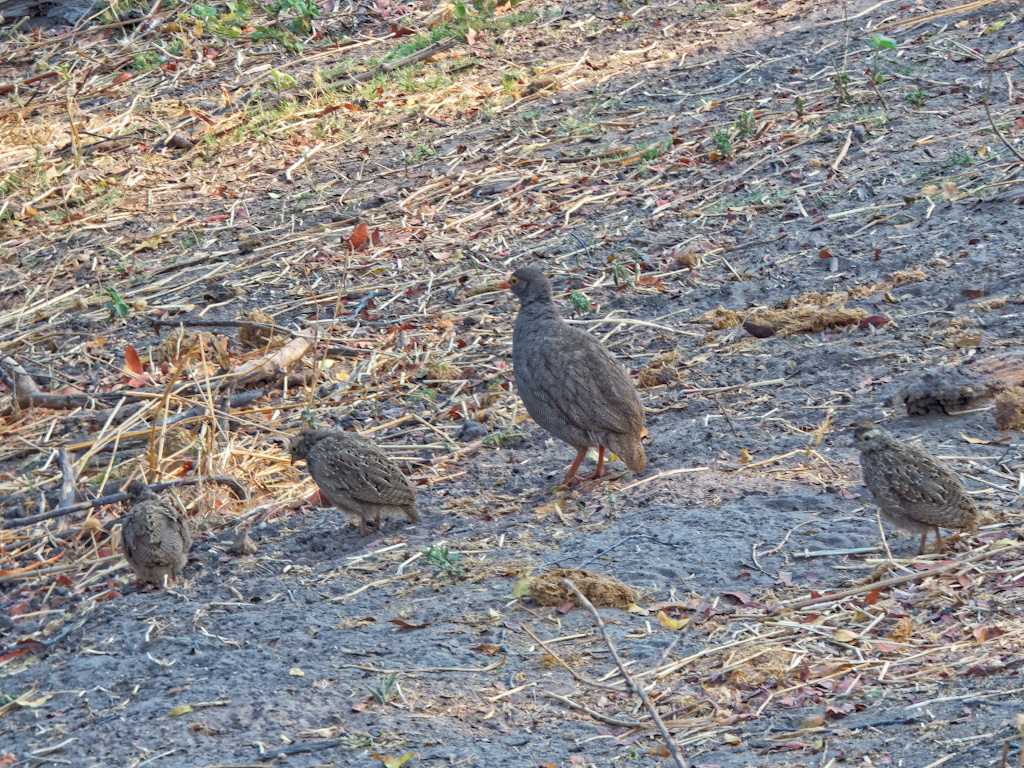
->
left=510, top=276, right=518, bottom=285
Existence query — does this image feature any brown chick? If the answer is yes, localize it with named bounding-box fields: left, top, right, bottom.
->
left=852, top=425, right=979, bottom=555
left=509, top=266, right=647, bottom=486
left=121, top=480, right=192, bottom=587
left=289, top=428, right=418, bottom=535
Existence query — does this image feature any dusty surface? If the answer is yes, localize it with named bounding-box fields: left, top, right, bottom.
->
left=2, top=0, right=1024, bottom=766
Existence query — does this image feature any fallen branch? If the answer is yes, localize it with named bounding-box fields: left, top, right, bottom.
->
left=782, top=544, right=1017, bottom=610
left=0, top=70, right=58, bottom=97
left=983, top=65, right=1024, bottom=165
left=4, top=475, right=249, bottom=529
left=228, top=335, right=312, bottom=388
left=0, top=356, right=151, bottom=411
left=562, top=578, right=687, bottom=768
left=542, top=692, right=642, bottom=728
left=340, top=38, right=456, bottom=85
left=521, top=624, right=627, bottom=692
left=149, top=317, right=375, bottom=357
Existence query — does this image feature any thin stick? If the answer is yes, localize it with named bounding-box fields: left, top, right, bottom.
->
left=56, top=447, right=76, bottom=508
left=6, top=475, right=248, bottom=528
left=562, top=579, right=687, bottom=768
left=617, top=467, right=710, bottom=493
left=521, top=624, right=627, bottom=692
left=984, top=66, right=1024, bottom=165
left=783, top=545, right=1016, bottom=609
left=542, top=692, right=643, bottom=728
left=876, top=508, right=896, bottom=563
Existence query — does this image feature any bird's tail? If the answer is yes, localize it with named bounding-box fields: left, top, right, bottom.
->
left=404, top=504, right=420, bottom=523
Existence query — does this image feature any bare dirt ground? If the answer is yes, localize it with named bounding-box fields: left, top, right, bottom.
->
left=2, top=0, right=1024, bottom=766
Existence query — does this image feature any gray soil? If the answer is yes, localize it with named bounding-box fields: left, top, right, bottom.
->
left=2, top=0, right=1024, bottom=766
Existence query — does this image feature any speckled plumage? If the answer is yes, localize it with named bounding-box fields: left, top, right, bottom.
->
left=509, top=266, right=647, bottom=485
left=122, top=480, right=192, bottom=586
left=853, top=425, right=978, bottom=554
left=289, top=428, right=418, bottom=535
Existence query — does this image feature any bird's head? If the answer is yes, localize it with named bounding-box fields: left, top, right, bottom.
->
left=851, top=424, right=888, bottom=452
left=507, top=266, right=553, bottom=305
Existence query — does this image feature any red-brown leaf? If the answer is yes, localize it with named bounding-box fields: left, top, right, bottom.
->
left=125, top=346, right=144, bottom=374
left=389, top=619, right=430, bottom=630
left=347, top=222, right=370, bottom=251
left=858, top=315, right=889, bottom=329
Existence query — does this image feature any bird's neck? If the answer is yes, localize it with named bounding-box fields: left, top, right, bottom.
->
left=517, top=296, right=561, bottom=322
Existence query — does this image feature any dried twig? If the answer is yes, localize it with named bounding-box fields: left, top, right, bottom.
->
left=983, top=65, right=1024, bottom=165
left=5, top=475, right=248, bottom=529
left=56, top=447, right=76, bottom=509
left=562, top=578, right=687, bottom=768
left=783, top=545, right=1017, bottom=610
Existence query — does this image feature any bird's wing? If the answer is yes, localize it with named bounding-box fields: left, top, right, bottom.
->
left=517, top=323, right=643, bottom=438
left=867, top=447, right=974, bottom=526
left=309, top=437, right=414, bottom=508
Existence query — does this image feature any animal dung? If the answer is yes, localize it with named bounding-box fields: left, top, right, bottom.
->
left=994, top=387, right=1024, bottom=430
left=638, top=350, right=679, bottom=388
left=528, top=568, right=639, bottom=608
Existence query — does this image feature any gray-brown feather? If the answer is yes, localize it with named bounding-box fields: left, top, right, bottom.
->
left=291, top=428, right=417, bottom=524
left=511, top=267, right=646, bottom=472
left=854, top=426, right=978, bottom=535
left=122, top=482, right=191, bottom=585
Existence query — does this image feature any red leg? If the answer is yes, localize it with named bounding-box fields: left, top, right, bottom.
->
left=359, top=517, right=368, bottom=536
left=376, top=511, right=382, bottom=532
left=934, top=527, right=946, bottom=553
left=582, top=446, right=606, bottom=481
left=563, top=448, right=588, bottom=486
left=917, top=531, right=928, bottom=556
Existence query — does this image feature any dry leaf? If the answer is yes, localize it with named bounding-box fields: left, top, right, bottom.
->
left=657, top=610, right=689, bottom=630
left=289, top=667, right=305, bottom=677
left=347, top=222, right=370, bottom=251
left=959, top=432, right=1011, bottom=445
left=389, top=619, right=430, bottom=630
left=510, top=570, right=532, bottom=598
left=801, top=714, right=826, bottom=729
left=124, top=345, right=143, bottom=374
left=833, top=629, right=858, bottom=643
left=374, top=753, right=414, bottom=768
left=169, top=704, right=194, bottom=717
left=472, top=643, right=504, bottom=656
left=941, top=181, right=958, bottom=201
left=15, top=693, right=52, bottom=708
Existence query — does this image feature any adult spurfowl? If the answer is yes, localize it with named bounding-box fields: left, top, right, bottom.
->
left=509, top=266, right=647, bottom=486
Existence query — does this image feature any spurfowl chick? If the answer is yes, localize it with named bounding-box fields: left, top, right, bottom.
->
left=852, top=425, right=978, bottom=555
left=289, top=428, right=418, bottom=535
left=509, top=266, right=647, bottom=486
left=122, top=480, right=192, bottom=587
